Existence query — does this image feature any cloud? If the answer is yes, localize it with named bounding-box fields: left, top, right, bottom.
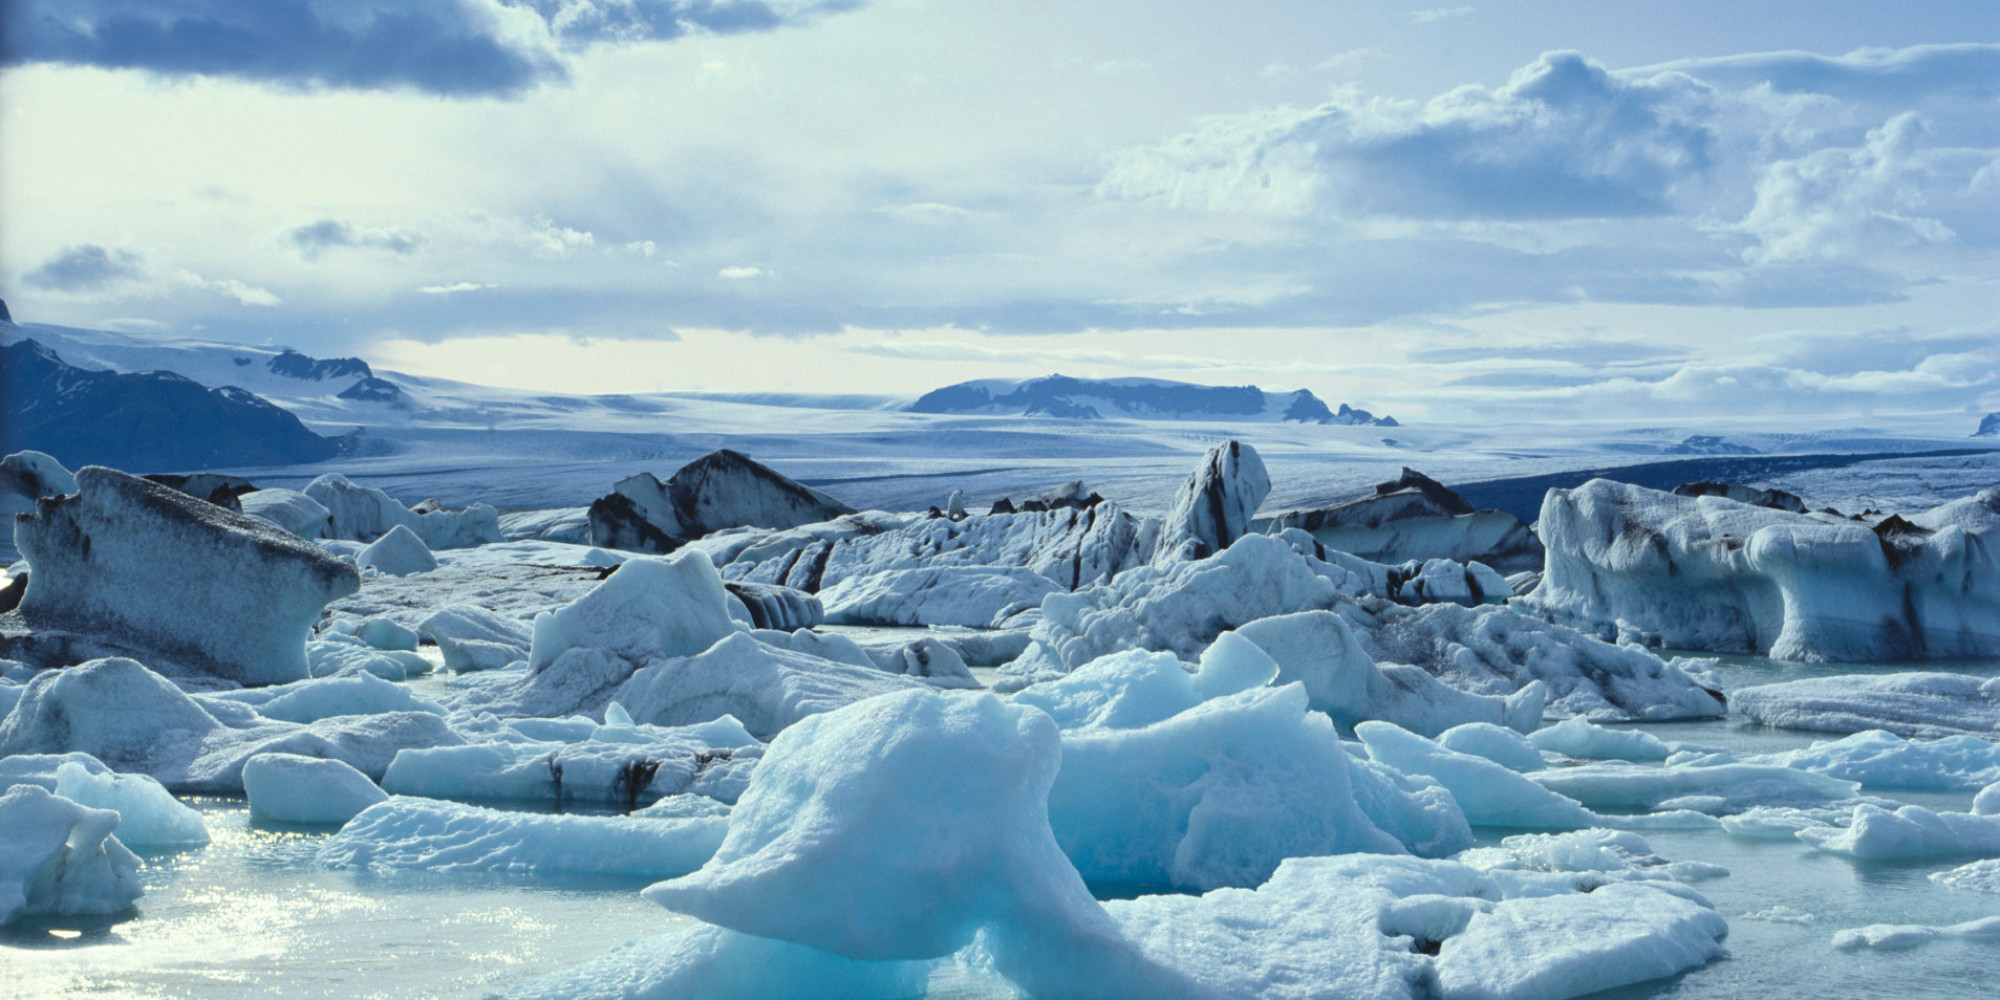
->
left=1100, top=51, right=1716, bottom=220
left=417, top=281, right=490, bottom=294
left=288, top=218, right=426, bottom=259
left=521, top=218, right=594, bottom=259
left=0, top=0, right=865, bottom=97
left=1632, top=43, right=2000, bottom=106
left=1738, top=113, right=1961, bottom=262
left=1405, top=7, right=1475, bottom=24
left=718, top=265, right=765, bottom=279
left=22, top=244, right=144, bottom=292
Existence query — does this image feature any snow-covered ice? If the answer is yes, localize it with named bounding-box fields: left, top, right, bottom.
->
left=1831, top=915, right=2000, bottom=951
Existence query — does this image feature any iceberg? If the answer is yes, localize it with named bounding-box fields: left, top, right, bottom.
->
left=0, top=784, right=144, bottom=926
left=1797, top=801, right=2000, bottom=859
left=1157, top=439, right=1269, bottom=561
left=381, top=715, right=762, bottom=806
left=1356, top=722, right=1598, bottom=829
left=503, top=922, right=930, bottom=1000
left=320, top=796, right=729, bottom=877
left=586, top=449, right=856, bottom=555
left=51, top=760, right=209, bottom=847
left=8, top=466, right=359, bottom=684
left=1270, top=468, right=1544, bottom=574
left=242, top=753, right=387, bottom=825
left=418, top=604, right=533, bottom=672
left=1832, top=916, right=2000, bottom=951
left=237, top=487, right=332, bottom=539
left=1522, top=480, right=2000, bottom=660
left=1527, top=717, right=1673, bottom=761
left=527, top=553, right=745, bottom=672
left=355, top=524, right=438, bottom=577
left=306, top=473, right=500, bottom=549
left=818, top=566, right=1061, bottom=628
left=612, top=632, right=924, bottom=739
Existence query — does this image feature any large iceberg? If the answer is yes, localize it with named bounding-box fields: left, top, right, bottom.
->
left=0, top=784, right=144, bottom=926
left=7, top=466, right=360, bottom=684
left=1270, top=468, right=1544, bottom=574
left=1157, top=439, right=1269, bottom=561
left=1522, top=480, right=2000, bottom=660
left=586, top=449, right=856, bottom=555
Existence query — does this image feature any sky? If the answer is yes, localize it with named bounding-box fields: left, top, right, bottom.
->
left=2, top=1, right=1996, bottom=430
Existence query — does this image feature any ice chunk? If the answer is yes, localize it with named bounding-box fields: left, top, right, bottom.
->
left=1346, top=757, right=1477, bottom=859
left=753, top=628, right=875, bottom=668
left=1832, top=915, right=2000, bottom=951
left=1341, top=598, right=1726, bottom=722
left=1531, top=761, right=1856, bottom=814
left=1798, top=801, right=2000, bottom=859
left=1932, top=858, right=2000, bottom=894
left=0, top=657, right=462, bottom=793
left=0, top=784, right=143, bottom=926
left=326, top=616, right=420, bottom=651
left=241, top=753, right=386, bottom=825
left=51, top=760, right=208, bottom=847
left=305, top=633, right=433, bottom=681
left=1356, top=721, right=1597, bottom=829
left=320, top=795, right=729, bottom=876
left=642, top=689, right=1201, bottom=996
left=305, top=473, right=501, bottom=549
left=1742, top=729, right=2000, bottom=790
left=527, top=553, right=744, bottom=672
left=1432, top=881, right=1728, bottom=999
left=818, top=566, right=1061, bottom=628
left=354, top=524, right=437, bottom=577
left=419, top=604, right=532, bottom=673
left=856, top=634, right=980, bottom=689
left=1009, top=649, right=1202, bottom=731
left=238, top=488, right=332, bottom=539
left=1157, top=440, right=1269, bottom=561
left=10, top=467, right=360, bottom=684
left=234, top=670, right=446, bottom=724
left=502, top=922, right=931, bottom=1000
left=612, top=632, right=924, bottom=739
left=1390, top=558, right=1512, bottom=607
left=1523, top=480, right=2000, bottom=660
left=1050, top=683, right=1407, bottom=890
left=1730, top=672, right=2000, bottom=738
left=1527, top=717, right=1672, bottom=761
left=382, top=717, right=761, bottom=806
left=1189, top=631, right=1281, bottom=700
left=0, top=752, right=110, bottom=794
left=1438, top=723, right=1547, bottom=772
left=1233, top=611, right=1546, bottom=737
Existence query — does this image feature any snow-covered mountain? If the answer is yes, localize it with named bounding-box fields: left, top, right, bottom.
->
left=909, top=375, right=1398, bottom=426
left=0, top=339, right=338, bottom=471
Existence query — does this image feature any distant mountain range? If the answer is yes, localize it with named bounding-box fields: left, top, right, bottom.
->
left=1, top=338, right=340, bottom=471
left=909, top=375, right=1398, bottom=426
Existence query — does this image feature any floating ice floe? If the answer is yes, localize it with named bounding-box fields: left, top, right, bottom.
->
left=305, top=473, right=501, bottom=549
left=1931, top=858, right=2000, bottom=894
left=587, top=449, right=856, bottom=555
left=1527, top=717, right=1672, bottom=761
left=355, top=523, right=437, bottom=577
left=319, top=795, right=729, bottom=877
left=382, top=712, right=761, bottom=806
left=1718, top=728, right=2000, bottom=790
left=0, top=657, right=461, bottom=793
left=5, top=466, right=360, bottom=684
left=1269, top=467, right=1544, bottom=574
left=1831, top=916, right=2000, bottom=951
left=1730, top=672, right=2000, bottom=738
left=207, top=668, right=446, bottom=724
left=1797, top=799, right=2000, bottom=859
left=1356, top=722, right=1597, bottom=829
left=50, top=760, right=208, bottom=847
left=1529, top=759, right=1857, bottom=815
left=1523, top=480, right=2000, bottom=660
left=0, top=784, right=144, bottom=926
left=242, top=753, right=386, bottom=825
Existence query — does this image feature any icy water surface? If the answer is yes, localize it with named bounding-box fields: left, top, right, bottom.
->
left=5, top=655, right=1999, bottom=999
